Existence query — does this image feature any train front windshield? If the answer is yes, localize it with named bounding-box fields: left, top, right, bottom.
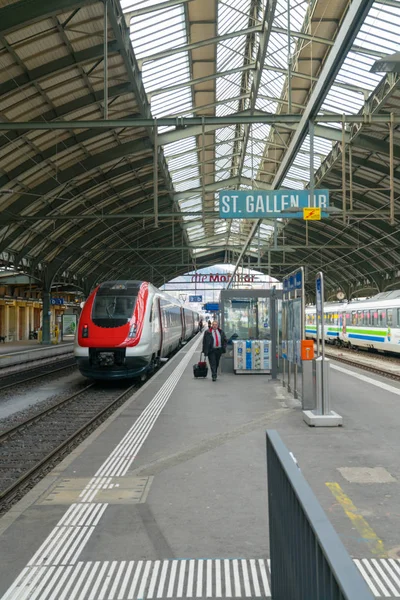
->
left=92, top=283, right=140, bottom=327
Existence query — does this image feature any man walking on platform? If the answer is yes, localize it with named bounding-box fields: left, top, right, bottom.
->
left=202, top=320, right=227, bottom=381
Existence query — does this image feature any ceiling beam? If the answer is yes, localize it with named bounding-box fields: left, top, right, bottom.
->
left=0, top=113, right=399, bottom=131
left=0, top=0, right=96, bottom=34
left=0, top=41, right=120, bottom=97
left=229, top=0, right=375, bottom=286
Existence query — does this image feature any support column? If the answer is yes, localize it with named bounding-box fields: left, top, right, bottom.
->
left=30, top=306, right=34, bottom=333
left=4, top=305, right=9, bottom=340
left=15, top=306, right=20, bottom=341
left=42, top=291, right=51, bottom=344
left=23, top=307, right=29, bottom=340
left=270, top=286, right=278, bottom=380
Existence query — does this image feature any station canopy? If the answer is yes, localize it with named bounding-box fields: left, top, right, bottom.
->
left=0, top=0, right=399, bottom=295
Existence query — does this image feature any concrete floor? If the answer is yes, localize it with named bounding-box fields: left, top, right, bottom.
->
left=0, top=336, right=400, bottom=598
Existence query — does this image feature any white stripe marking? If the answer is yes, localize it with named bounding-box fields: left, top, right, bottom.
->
left=17, top=566, right=47, bottom=600
left=354, top=559, right=380, bottom=597
left=30, top=566, right=57, bottom=600
left=46, top=566, right=74, bottom=600
left=128, top=561, right=143, bottom=600
left=177, top=561, right=186, bottom=598
left=78, top=562, right=101, bottom=600
left=186, top=560, right=195, bottom=598
left=99, top=561, right=118, bottom=600
left=380, top=559, right=400, bottom=594
left=224, top=559, right=232, bottom=598
left=207, top=559, right=212, bottom=597
left=58, top=504, right=79, bottom=526
left=10, top=567, right=40, bottom=600
left=258, top=559, right=271, bottom=597
left=68, top=562, right=92, bottom=600
left=196, top=560, right=203, bottom=598
left=0, top=567, right=30, bottom=600
left=331, top=364, right=400, bottom=397
left=362, top=558, right=391, bottom=597
left=109, top=561, right=127, bottom=600
left=28, top=526, right=66, bottom=566
left=70, top=527, right=96, bottom=565
left=58, top=563, right=84, bottom=600
left=215, top=559, right=222, bottom=598
left=241, top=560, right=251, bottom=597
left=61, top=527, right=92, bottom=565
left=167, top=561, right=178, bottom=598
left=249, top=559, right=261, bottom=597
left=232, top=560, right=241, bottom=598
left=147, top=560, right=160, bottom=599
left=371, top=559, right=400, bottom=597
left=118, top=561, right=134, bottom=600
left=88, top=561, right=109, bottom=600
left=39, top=565, right=66, bottom=600
left=157, top=561, right=169, bottom=599
left=137, top=560, right=152, bottom=600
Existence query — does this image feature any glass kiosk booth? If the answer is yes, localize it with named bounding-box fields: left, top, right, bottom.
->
left=219, top=288, right=282, bottom=376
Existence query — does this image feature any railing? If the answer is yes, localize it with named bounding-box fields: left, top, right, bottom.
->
left=266, top=430, right=374, bottom=599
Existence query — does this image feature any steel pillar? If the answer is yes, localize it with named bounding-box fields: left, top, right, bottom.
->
left=41, top=290, right=51, bottom=345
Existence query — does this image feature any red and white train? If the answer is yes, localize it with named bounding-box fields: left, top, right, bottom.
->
left=74, top=280, right=200, bottom=380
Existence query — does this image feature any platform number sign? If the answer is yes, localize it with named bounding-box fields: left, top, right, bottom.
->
left=189, top=295, right=202, bottom=303
left=316, top=275, right=322, bottom=314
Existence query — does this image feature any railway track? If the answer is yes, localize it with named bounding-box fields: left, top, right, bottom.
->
left=0, top=357, right=77, bottom=391
left=0, top=382, right=138, bottom=512
left=324, top=347, right=400, bottom=381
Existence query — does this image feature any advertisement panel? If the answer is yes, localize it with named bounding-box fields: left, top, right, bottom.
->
left=62, top=314, right=77, bottom=337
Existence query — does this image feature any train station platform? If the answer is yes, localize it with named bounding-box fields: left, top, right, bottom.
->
left=0, top=340, right=74, bottom=374
left=1, top=337, right=400, bottom=598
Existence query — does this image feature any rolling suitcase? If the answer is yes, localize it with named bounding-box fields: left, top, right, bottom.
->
left=193, top=353, right=208, bottom=378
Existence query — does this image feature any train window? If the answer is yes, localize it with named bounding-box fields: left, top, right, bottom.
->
left=397, top=308, right=400, bottom=327
left=387, top=309, right=393, bottom=327
left=357, top=311, right=362, bottom=326
left=351, top=311, right=357, bottom=325
left=378, top=309, right=386, bottom=327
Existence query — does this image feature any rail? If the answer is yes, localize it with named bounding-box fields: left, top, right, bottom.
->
left=266, top=430, right=374, bottom=599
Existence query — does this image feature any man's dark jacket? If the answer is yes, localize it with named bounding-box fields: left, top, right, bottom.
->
left=202, top=328, right=227, bottom=356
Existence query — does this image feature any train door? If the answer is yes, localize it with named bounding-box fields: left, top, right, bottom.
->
left=158, top=298, right=165, bottom=357
left=181, top=307, right=186, bottom=341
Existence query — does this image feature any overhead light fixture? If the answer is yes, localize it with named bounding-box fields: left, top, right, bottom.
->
left=370, top=51, right=400, bottom=73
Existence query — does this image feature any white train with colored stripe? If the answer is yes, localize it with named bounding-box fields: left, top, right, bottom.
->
left=305, top=290, right=400, bottom=353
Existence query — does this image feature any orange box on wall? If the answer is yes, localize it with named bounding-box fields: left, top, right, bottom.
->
left=301, top=340, right=314, bottom=361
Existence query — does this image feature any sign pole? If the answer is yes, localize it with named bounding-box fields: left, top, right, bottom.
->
left=302, top=271, right=343, bottom=427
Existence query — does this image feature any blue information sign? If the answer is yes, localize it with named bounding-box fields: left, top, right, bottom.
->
left=204, top=303, right=219, bottom=311
left=316, top=276, right=322, bottom=313
left=189, top=295, right=202, bottom=302
left=51, top=298, right=64, bottom=305
left=219, top=189, right=329, bottom=219
left=295, top=270, right=302, bottom=290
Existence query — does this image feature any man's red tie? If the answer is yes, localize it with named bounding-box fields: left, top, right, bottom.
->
left=215, top=332, right=219, bottom=347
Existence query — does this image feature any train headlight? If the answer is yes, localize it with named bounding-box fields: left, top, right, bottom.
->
left=82, top=323, right=89, bottom=338
left=128, top=323, right=137, bottom=338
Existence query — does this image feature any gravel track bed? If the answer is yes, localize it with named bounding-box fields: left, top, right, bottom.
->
left=0, top=382, right=138, bottom=510
left=322, top=345, right=400, bottom=379
left=0, top=358, right=77, bottom=392
left=0, top=375, right=90, bottom=430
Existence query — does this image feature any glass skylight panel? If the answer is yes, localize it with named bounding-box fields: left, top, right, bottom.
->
left=321, top=1, right=400, bottom=116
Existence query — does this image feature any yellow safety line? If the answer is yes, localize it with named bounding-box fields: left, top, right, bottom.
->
left=326, top=482, right=387, bottom=557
